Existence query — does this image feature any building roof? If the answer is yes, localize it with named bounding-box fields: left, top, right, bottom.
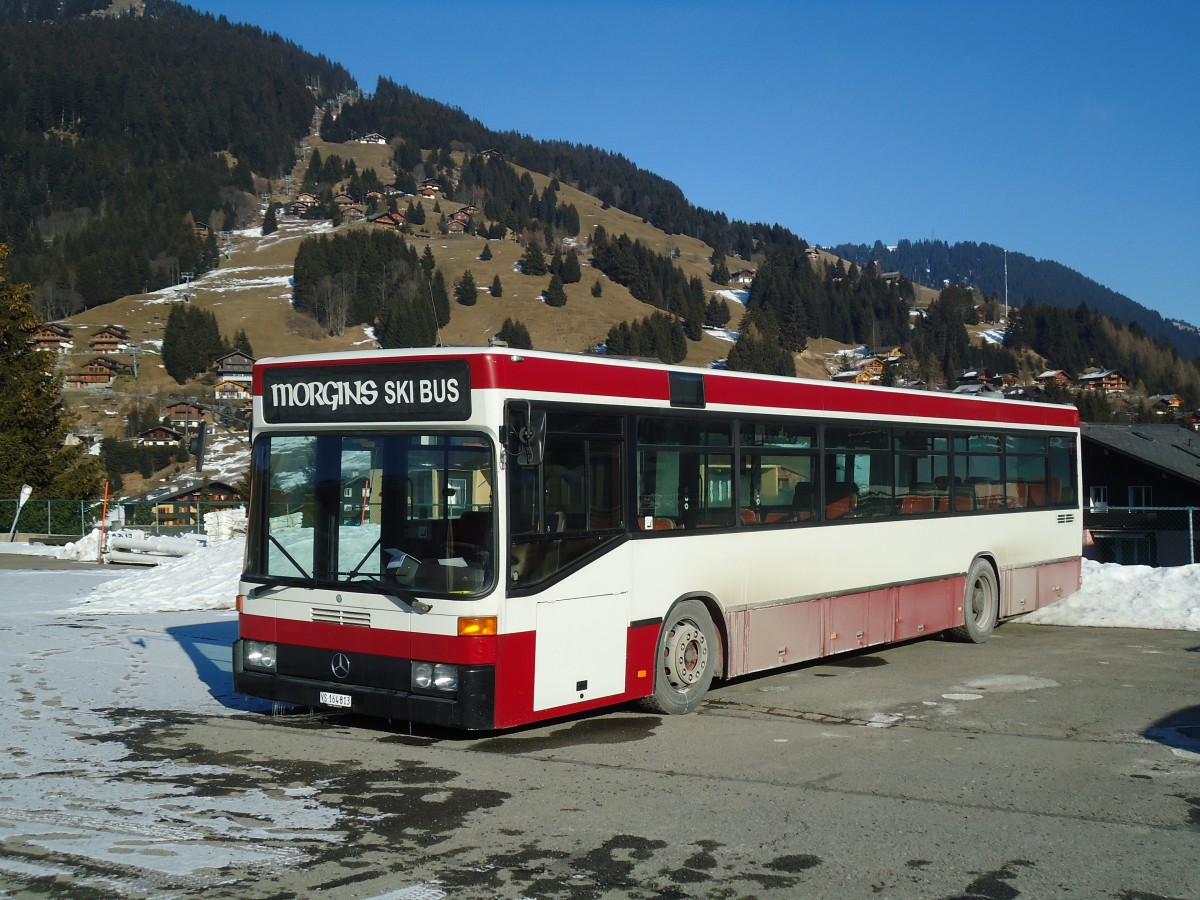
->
left=1082, top=423, right=1200, bottom=487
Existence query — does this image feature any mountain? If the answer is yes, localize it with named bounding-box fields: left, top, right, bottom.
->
left=829, top=239, right=1200, bottom=360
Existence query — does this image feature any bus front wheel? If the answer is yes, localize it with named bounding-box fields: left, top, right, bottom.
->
left=948, top=559, right=998, bottom=643
left=642, top=599, right=716, bottom=715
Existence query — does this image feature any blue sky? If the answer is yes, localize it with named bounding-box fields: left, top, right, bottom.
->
left=186, top=0, right=1199, bottom=324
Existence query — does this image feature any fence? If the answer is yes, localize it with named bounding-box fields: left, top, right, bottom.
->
left=1, top=498, right=246, bottom=540
left=1083, top=506, right=1198, bottom=567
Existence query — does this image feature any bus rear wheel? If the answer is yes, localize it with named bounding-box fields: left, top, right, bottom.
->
left=642, top=599, right=716, bottom=715
left=949, top=559, right=998, bottom=643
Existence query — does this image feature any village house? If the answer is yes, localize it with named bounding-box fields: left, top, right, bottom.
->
left=65, top=362, right=117, bottom=388
left=149, top=480, right=241, bottom=529
left=341, top=206, right=366, bottom=223
left=1077, top=369, right=1128, bottom=394
left=138, top=425, right=183, bottom=447
left=730, top=269, right=756, bottom=285
left=1148, top=393, right=1184, bottom=415
left=418, top=178, right=442, bottom=192
left=214, top=379, right=252, bottom=406
left=31, top=322, right=71, bottom=351
left=214, top=350, right=254, bottom=383
left=418, top=187, right=437, bottom=199
left=444, top=220, right=466, bottom=235
left=332, top=193, right=356, bottom=208
left=89, top=324, right=129, bottom=353
left=358, top=132, right=386, bottom=144
left=370, top=211, right=406, bottom=230
left=163, top=402, right=207, bottom=430
left=1035, top=369, right=1073, bottom=388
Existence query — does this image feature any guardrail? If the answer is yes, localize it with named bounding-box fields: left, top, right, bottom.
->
left=1, top=498, right=246, bottom=540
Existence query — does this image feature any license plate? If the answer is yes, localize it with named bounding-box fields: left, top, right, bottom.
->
left=319, top=691, right=352, bottom=709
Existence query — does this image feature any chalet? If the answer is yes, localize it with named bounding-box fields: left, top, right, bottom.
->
left=418, top=178, right=442, bottom=191
left=138, top=426, right=183, bottom=447
left=449, top=210, right=470, bottom=224
left=370, top=211, right=406, bottom=230
left=89, top=325, right=128, bottom=353
left=295, top=192, right=318, bottom=205
left=419, top=187, right=437, bottom=199
left=730, top=269, right=756, bottom=285
left=457, top=204, right=478, bottom=215
left=1081, top=423, right=1200, bottom=565
left=31, top=323, right=72, bottom=351
left=332, top=193, right=356, bottom=208
left=342, top=206, right=366, bottom=223
left=881, top=271, right=904, bottom=284
left=1035, top=369, right=1073, bottom=388
left=365, top=189, right=384, bottom=202
left=86, top=356, right=127, bottom=374
left=193, top=222, right=210, bottom=237
left=163, top=402, right=207, bottom=430
left=359, top=132, right=386, bottom=144
left=290, top=199, right=313, bottom=215
left=832, top=369, right=874, bottom=385
left=1077, top=368, right=1128, bottom=394
left=481, top=148, right=502, bottom=160
left=383, top=183, right=404, bottom=197
left=445, top=220, right=466, bottom=234
left=214, top=350, right=254, bottom=382
left=805, top=248, right=821, bottom=261
left=873, top=346, right=905, bottom=361
left=1148, top=393, right=1183, bottom=414
left=214, top=379, right=252, bottom=405
left=65, top=362, right=117, bottom=387
left=150, top=480, right=241, bottom=528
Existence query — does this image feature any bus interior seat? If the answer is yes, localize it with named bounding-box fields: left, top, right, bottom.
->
left=824, top=484, right=858, bottom=520
left=637, top=516, right=675, bottom=531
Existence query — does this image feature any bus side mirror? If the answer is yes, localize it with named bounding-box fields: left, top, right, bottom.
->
left=507, top=403, right=546, bottom=468
left=516, top=409, right=546, bottom=467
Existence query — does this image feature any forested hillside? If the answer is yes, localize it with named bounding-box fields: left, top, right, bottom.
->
left=0, top=0, right=353, bottom=312
left=831, top=239, right=1200, bottom=360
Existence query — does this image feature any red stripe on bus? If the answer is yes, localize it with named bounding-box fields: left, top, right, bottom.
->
left=254, top=350, right=1079, bottom=430
left=238, top=613, right=498, bottom=665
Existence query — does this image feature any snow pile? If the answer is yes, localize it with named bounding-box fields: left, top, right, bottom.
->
left=57, top=528, right=102, bottom=562
left=205, top=506, right=247, bottom=541
left=1018, top=558, right=1200, bottom=630
left=74, top=536, right=244, bottom=614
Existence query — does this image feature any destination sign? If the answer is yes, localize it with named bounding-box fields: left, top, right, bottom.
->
left=261, top=360, right=471, bottom=424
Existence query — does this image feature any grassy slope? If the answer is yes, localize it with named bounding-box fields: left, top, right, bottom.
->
left=56, top=136, right=855, bottom=487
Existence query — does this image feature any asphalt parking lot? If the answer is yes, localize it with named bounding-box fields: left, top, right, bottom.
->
left=3, top=590, right=1195, bottom=899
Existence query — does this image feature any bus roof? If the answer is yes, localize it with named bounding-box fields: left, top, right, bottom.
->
left=253, top=347, right=1079, bottom=431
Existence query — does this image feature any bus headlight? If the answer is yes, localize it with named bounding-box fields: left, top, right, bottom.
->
left=411, top=661, right=458, bottom=692
left=243, top=640, right=277, bottom=672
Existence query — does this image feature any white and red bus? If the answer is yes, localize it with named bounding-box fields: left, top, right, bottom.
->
left=233, top=347, right=1082, bottom=730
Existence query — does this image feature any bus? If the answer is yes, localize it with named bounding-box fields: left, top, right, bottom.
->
left=233, top=347, right=1082, bottom=730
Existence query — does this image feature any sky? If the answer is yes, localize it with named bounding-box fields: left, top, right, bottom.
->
left=179, top=0, right=1200, bottom=325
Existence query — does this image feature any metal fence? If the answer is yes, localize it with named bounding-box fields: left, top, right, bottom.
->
left=1083, top=506, right=1198, bottom=567
left=1, top=498, right=246, bottom=540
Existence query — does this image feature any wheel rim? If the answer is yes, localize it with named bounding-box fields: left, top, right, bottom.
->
left=663, top=619, right=709, bottom=688
left=968, top=572, right=995, bottom=627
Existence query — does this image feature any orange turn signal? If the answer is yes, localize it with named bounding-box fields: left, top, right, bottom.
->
left=458, top=615, right=497, bottom=637
left=235, top=594, right=246, bottom=613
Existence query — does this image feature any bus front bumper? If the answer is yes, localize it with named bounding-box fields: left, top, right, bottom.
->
left=232, top=639, right=495, bottom=730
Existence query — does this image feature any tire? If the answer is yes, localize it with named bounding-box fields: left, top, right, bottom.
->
left=948, top=558, right=998, bottom=643
left=641, top=599, right=717, bottom=715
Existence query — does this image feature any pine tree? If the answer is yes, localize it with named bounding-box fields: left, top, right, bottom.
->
left=0, top=247, right=103, bottom=499
left=479, top=243, right=493, bottom=261
left=430, top=270, right=451, bottom=329
left=520, top=242, right=547, bottom=276
left=456, top=269, right=478, bottom=306
left=261, top=203, right=278, bottom=236
left=591, top=278, right=603, bottom=298
left=420, top=244, right=436, bottom=276
left=490, top=274, right=503, bottom=297
left=544, top=274, right=567, bottom=308
left=498, top=317, right=533, bottom=349
left=561, top=248, right=582, bottom=284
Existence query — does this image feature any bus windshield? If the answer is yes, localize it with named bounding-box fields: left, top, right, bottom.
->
left=245, top=432, right=495, bottom=597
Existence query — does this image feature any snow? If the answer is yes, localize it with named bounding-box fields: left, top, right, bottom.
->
left=1018, top=558, right=1200, bottom=630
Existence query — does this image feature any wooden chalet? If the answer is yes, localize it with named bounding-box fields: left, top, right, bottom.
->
left=332, top=193, right=356, bottom=208
left=65, top=362, right=117, bottom=388
left=1077, top=369, right=1128, bottom=393
left=342, top=206, right=366, bottom=223
left=359, top=132, right=387, bottom=144
left=215, top=350, right=254, bottom=382
left=730, top=269, right=756, bottom=285
left=371, top=211, right=406, bottom=230
left=193, top=222, right=210, bottom=237
left=832, top=369, right=874, bottom=385
left=163, top=402, right=207, bottom=429
left=445, top=220, right=466, bottom=234
left=418, top=178, right=442, bottom=191
left=150, top=480, right=241, bottom=528
left=31, top=323, right=72, bottom=351
left=419, top=187, right=437, bottom=199
left=1149, top=393, right=1183, bottom=414
left=214, top=379, right=252, bottom=406
left=1035, top=369, right=1073, bottom=388
left=89, top=325, right=128, bottom=352
left=138, top=426, right=183, bottom=447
